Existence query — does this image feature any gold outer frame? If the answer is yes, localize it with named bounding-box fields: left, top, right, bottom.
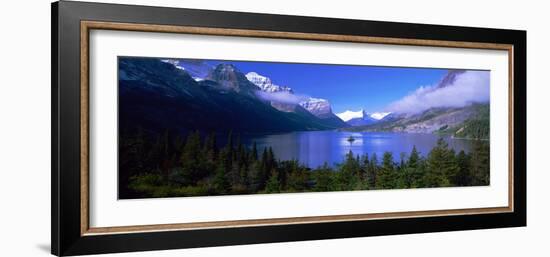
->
left=80, top=20, right=514, bottom=236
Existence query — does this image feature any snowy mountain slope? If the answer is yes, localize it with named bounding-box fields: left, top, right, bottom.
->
left=245, top=72, right=293, bottom=93
left=161, top=59, right=213, bottom=81
left=336, top=109, right=391, bottom=126
left=370, top=112, right=391, bottom=120
left=336, top=109, right=365, bottom=122
left=298, top=98, right=332, bottom=118
left=245, top=71, right=347, bottom=127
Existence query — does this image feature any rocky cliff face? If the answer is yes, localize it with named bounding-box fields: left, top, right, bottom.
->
left=207, top=64, right=259, bottom=96
left=299, top=98, right=348, bottom=128
left=245, top=72, right=293, bottom=93
left=298, top=98, right=332, bottom=118
left=437, top=70, right=466, bottom=89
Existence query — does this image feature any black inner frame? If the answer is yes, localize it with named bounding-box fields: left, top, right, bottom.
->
left=52, top=1, right=526, bottom=256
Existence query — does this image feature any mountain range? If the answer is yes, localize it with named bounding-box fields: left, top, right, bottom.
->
left=119, top=58, right=348, bottom=134
left=168, top=60, right=344, bottom=123
left=339, top=70, right=490, bottom=139
left=244, top=72, right=347, bottom=128
left=120, top=58, right=489, bottom=139
left=341, top=103, right=489, bottom=139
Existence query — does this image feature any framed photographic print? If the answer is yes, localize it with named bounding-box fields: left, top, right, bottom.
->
left=51, top=1, right=526, bottom=256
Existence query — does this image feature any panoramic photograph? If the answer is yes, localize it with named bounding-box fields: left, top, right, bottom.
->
left=118, top=56, right=490, bottom=199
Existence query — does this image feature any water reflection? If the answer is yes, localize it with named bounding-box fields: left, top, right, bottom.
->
left=239, top=131, right=472, bottom=169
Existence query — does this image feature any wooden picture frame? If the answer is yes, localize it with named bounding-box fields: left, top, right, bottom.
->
left=52, top=1, right=526, bottom=256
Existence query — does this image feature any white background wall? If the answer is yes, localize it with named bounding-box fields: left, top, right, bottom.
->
left=0, top=0, right=547, bottom=256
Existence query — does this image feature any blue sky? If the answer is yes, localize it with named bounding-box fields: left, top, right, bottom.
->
left=206, top=60, right=448, bottom=113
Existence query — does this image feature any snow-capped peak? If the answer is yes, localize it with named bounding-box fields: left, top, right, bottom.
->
left=245, top=72, right=269, bottom=84
left=299, top=98, right=332, bottom=117
left=336, top=110, right=391, bottom=122
left=370, top=112, right=391, bottom=120
left=161, top=59, right=186, bottom=71
left=161, top=59, right=179, bottom=65
left=162, top=59, right=212, bottom=80
left=302, top=97, right=326, bottom=104
left=336, top=109, right=365, bottom=122
left=245, top=72, right=293, bottom=93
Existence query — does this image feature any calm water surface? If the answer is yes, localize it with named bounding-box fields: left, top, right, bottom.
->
left=239, top=131, right=472, bottom=168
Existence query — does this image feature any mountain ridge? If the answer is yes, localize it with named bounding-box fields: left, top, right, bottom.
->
left=244, top=71, right=346, bottom=126
left=169, top=60, right=347, bottom=126
left=123, top=59, right=487, bottom=138
left=341, top=103, right=489, bottom=139
left=119, top=58, right=348, bottom=134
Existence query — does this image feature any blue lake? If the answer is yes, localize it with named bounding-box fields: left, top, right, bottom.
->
left=240, top=131, right=473, bottom=168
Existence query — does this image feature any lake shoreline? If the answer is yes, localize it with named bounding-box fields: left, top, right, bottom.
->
left=234, top=130, right=475, bottom=168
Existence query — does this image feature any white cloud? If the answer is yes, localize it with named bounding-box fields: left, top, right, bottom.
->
left=386, top=70, right=490, bottom=114
left=255, top=91, right=309, bottom=105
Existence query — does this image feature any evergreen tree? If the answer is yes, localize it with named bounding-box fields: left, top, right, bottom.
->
left=147, top=134, right=163, bottom=171
left=278, top=160, right=299, bottom=191
left=201, top=132, right=217, bottom=175
left=265, top=169, right=281, bottom=193
left=424, top=138, right=456, bottom=187
left=238, top=142, right=247, bottom=168
left=119, top=127, right=149, bottom=196
left=161, top=130, right=172, bottom=155
left=407, top=146, right=425, bottom=188
left=247, top=161, right=263, bottom=192
left=240, top=164, right=250, bottom=189
left=173, top=134, right=184, bottom=156
left=203, top=132, right=217, bottom=161
left=447, top=149, right=459, bottom=185
left=131, top=127, right=149, bottom=171
left=376, top=152, right=396, bottom=189
left=261, top=148, right=268, bottom=171
left=399, top=152, right=407, bottom=169
left=267, top=147, right=276, bottom=172
left=250, top=141, right=258, bottom=162
left=409, top=146, right=420, bottom=168
left=286, top=161, right=309, bottom=192
left=313, top=162, right=335, bottom=192
left=226, top=131, right=234, bottom=152
left=366, top=153, right=378, bottom=189
left=179, top=131, right=205, bottom=184
left=235, top=135, right=243, bottom=162
left=361, top=153, right=370, bottom=169
left=395, top=152, right=408, bottom=188
left=213, top=152, right=231, bottom=194
left=338, top=151, right=361, bottom=190
left=455, top=150, right=471, bottom=186
left=228, top=135, right=245, bottom=186
left=225, top=131, right=235, bottom=165
left=245, top=148, right=270, bottom=191
left=157, top=130, right=174, bottom=173
left=260, top=148, right=273, bottom=188
left=470, top=140, right=490, bottom=186
left=230, top=161, right=241, bottom=186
